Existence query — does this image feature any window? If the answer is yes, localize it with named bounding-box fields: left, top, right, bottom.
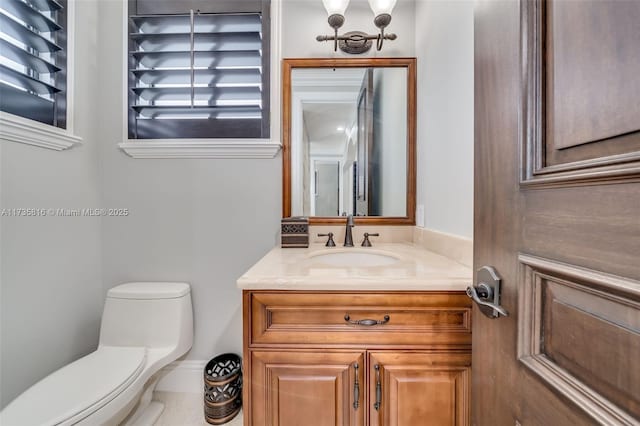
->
left=0, top=0, right=67, bottom=128
left=127, top=0, right=270, bottom=140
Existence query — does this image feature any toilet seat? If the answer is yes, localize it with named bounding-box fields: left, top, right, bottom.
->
left=1, top=346, right=146, bottom=426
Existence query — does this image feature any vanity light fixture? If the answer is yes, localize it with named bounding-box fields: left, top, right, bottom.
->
left=316, top=0, right=398, bottom=54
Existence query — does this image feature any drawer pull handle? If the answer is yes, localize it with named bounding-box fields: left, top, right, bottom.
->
left=353, top=363, right=360, bottom=410
left=344, top=314, right=390, bottom=326
left=374, top=364, right=382, bottom=411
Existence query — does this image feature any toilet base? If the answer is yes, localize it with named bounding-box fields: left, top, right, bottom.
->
left=122, top=375, right=164, bottom=426
left=127, top=401, right=165, bottom=426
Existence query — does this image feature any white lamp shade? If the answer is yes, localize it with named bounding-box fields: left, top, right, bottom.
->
left=322, top=0, right=350, bottom=16
left=368, top=0, right=397, bottom=16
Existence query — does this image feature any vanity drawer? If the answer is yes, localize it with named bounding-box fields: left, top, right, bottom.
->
left=246, top=291, right=472, bottom=348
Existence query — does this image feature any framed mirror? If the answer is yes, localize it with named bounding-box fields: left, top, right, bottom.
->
left=283, top=58, right=416, bottom=225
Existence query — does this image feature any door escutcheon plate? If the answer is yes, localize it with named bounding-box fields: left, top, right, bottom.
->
left=466, top=266, right=508, bottom=318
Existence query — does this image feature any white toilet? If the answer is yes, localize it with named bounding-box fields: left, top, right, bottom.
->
left=0, top=282, right=194, bottom=426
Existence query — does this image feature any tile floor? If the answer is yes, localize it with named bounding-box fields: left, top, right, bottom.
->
left=154, top=392, right=243, bottom=426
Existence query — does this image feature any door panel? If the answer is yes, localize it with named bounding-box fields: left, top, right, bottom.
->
left=474, top=0, right=640, bottom=425
left=518, top=255, right=640, bottom=423
left=249, top=351, right=365, bottom=426
left=369, top=352, right=470, bottom=426
left=521, top=0, right=640, bottom=186
left=547, top=0, right=640, bottom=154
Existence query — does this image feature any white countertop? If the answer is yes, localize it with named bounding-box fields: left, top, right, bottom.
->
left=237, top=243, right=472, bottom=291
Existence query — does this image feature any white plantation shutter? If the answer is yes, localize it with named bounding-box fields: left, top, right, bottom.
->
left=128, top=0, right=270, bottom=139
left=0, top=0, right=67, bottom=127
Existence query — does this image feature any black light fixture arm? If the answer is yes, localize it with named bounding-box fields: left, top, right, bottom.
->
left=373, top=13, right=392, bottom=51
left=326, top=13, right=345, bottom=52
left=316, top=13, right=397, bottom=54
left=316, top=31, right=397, bottom=53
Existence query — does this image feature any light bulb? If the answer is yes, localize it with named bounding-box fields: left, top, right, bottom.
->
left=322, top=0, right=350, bottom=16
left=368, top=0, right=397, bottom=17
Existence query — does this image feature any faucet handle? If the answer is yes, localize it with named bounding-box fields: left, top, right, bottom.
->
left=361, top=232, right=380, bottom=247
left=318, top=232, right=336, bottom=247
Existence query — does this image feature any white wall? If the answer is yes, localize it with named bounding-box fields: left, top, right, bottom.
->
left=97, top=0, right=418, bottom=362
left=0, top=0, right=103, bottom=408
left=1, top=0, right=473, bottom=405
left=97, top=0, right=281, bottom=362
left=415, top=0, right=474, bottom=239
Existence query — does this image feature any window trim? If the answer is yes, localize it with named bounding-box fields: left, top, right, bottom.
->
left=0, top=0, right=82, bottom=151
left=118, top=0, right=282, bottom=159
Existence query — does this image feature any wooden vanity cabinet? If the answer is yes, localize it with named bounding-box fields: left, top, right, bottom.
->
left=250, top=351, right=365, bottom=426
left=243, top=291, right=472, bottom=426
left=368, top=352, right=471, bottom=426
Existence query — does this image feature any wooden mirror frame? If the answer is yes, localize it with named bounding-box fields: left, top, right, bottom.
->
left=282, top=57, right=417, bottom=225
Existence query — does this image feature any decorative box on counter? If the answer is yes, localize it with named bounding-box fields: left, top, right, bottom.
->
left=281, top=217, right=309, bottom=248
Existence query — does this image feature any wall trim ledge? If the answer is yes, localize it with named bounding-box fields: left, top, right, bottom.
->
left=0, top=113, right=83, bottom=151
left=118, top=140, right=282, bottom=159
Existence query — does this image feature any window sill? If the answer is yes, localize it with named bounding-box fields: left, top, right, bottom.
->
left=118, top=139, right=282, bottom=159
left=0, top=113, right=82, bottom=150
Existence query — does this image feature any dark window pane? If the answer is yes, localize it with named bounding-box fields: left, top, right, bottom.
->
left=127, top=0, right=270, bottom=139
left=0, top=0, right=67, bottom=128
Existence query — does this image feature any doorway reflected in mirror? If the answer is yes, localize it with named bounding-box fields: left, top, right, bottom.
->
left=290, top=66, right=407, bottom=218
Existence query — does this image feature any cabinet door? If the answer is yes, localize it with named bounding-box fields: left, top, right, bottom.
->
left=249, top=351, right=365, bottom=426
left=369, top=352, right=471, bottom=426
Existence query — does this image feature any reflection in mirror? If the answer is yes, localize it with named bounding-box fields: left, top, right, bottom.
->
left=290, top=67, right=407, bottom=218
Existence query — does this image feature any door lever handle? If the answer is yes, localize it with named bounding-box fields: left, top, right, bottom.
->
left=466, top=266, right=509, bottom=319
left=466, top=285, right=508, bottom=317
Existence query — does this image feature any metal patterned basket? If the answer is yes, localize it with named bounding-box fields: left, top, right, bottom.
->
left=204, top=353, right=242, bottom=425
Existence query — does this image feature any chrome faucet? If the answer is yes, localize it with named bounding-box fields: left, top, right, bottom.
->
left=344, top=214, right=354, bottom=247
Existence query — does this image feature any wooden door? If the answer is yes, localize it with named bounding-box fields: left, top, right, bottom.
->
left=474, top=0, right=640, bottom=425
left=249, top=351, right=365, bottom=426
left=369, top=352, right=471, bottom=426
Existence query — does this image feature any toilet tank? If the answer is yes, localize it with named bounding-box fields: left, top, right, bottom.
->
left=99, top=282, right=193, bottom=356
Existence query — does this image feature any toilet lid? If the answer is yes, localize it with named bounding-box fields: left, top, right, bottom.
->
left=108, top=282, right=190, bottom=299
left=0, top=346, right=146, bottom=426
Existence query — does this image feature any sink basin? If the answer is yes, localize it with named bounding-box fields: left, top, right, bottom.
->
left=308, top=250, right=400, bottom=267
